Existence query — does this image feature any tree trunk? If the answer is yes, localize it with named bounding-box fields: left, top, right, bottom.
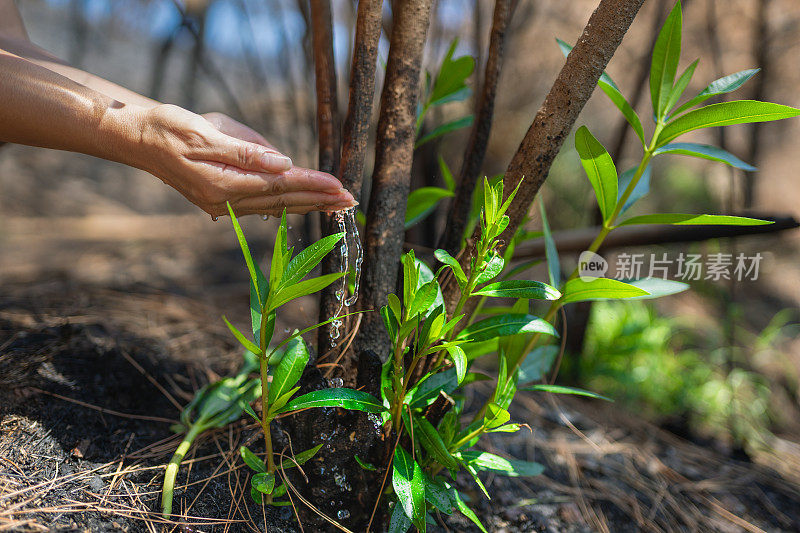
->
left=355, top=0, right=435, bottom=360
left=318, top=0, right=383, bottom=362
left=440, top=0, right=514, bottom=256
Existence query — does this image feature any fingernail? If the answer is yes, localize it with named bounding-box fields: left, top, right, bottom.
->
left=262, top=153, right=292, bottom=170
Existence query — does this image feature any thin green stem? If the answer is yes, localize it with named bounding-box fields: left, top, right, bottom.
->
left=161, top=423, right=203, bottom=518
left=258, top=309, right=275, bottom=502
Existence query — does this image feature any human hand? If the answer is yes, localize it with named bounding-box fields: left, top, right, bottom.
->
left=134, top=105, right=355, bottom=217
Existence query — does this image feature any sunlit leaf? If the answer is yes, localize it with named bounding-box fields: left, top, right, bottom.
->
left=457, top=314, right=558, bottom=343
left=392, top=447, right=426, bottom=531
left=653, top=143, right=756, bottom=170
left=276, top=388, right=386, bottom=414
left=523, top=384, right=612, bottom=401
left=659, top=100, right=800, bottom=146
left=267, top=337, right=308, bottom=404
left=460, top=451, right=544, bottom=477
left=560, top=278, right=649, bottom=304
left=672, top=68, right=760, bottom=116
left=472, top=280, right=561, bottom=300
left=575, top=126, right=618, bottom=222
left=617, top=213, right=772, bottom=227
left=650, top=0, right=683, bottom=118
left=405, top=187, right=454, bottom=229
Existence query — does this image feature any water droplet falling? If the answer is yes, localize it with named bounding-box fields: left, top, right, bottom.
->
left=327, top=207, right=363, bottom=346
left=343, top=208, right=363, bottom=307
left=211, top=215, right=218, bottom=222
left=261, top=215, right=269, bottom=221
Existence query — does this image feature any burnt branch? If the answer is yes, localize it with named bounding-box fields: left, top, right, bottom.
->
left=355, top=0, right=435, bottom=359
left=310, top=0, right=343, bottom=353
left=440, top=0, right=514, bottom=256
left=318, top=0, right=383, bottom=357
left=443, top=0, right=646, bottom=313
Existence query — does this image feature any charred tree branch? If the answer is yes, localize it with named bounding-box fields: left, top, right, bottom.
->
left=310, top=0, right=344, bottom=354
left=356, top=0, right=435, bottom=359
left=440, top=0, right=514, bottom=256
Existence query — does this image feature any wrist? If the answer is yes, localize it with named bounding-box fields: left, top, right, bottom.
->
left=98, top=103, right=156, bottom=172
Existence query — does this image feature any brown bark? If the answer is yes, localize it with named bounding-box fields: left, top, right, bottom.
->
left=745, top=0, right=771, bottom=208
left=310, top=0, right=343, bottom=353
left=317, top=0, right=383, bottom=356
left=356, top=0, right=435, bottom=359
left=443, top=0, right=646, bottom=312
left=439, top=0, right=514, bottom=256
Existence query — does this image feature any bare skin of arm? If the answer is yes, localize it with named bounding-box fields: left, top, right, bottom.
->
left=0, top=1, right=355, bottom=217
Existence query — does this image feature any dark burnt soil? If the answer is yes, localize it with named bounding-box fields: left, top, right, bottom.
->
left=2, top=284, right=800, bottom=532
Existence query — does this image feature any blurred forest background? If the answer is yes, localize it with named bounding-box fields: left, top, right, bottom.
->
left=2, top=0, right=800, bottom=481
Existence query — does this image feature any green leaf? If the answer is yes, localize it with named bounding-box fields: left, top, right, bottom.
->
left=483, top=402, right=510, bottom=429
left=672, top=68, right=760, bottom=116
left=598, top=83, right=646, bottom=147
left=227, top=202, right=263, bottom=309
left=560, top=278, right=649, bottom=304
left=445, top=344, right=468, bottom=384
left=252, top=472, right=275, bottom=495
left=388, top=501, right=412, bottom=533
left=268, top=386, right=300, bottom=414
left=518, top=345, right=559, bottom=384
left=416, top=417, right=459, bottom=470
left=434, top=249, right=467, bottom=289
left=539, top=200, right=560, bottom=287
left=617, top=213, right=772, bottom=227
left=416, top=258, right=445, bottom=315
left=619, top=278, right=689, bottom=300
left=405, top=187, right=454, bottom=229
left=445, top=482, right=488, bottom=533
left=664, top=59, right=698, bottom=115
left=658, top=100, right=800, bottom=146
left=650, top=0, right=683, bottom=118
left=460, top=451, right=544, bottom=477
left=439, top=155, right=455, bottom=191
left=381, top=305, right=398, bottom=341
left=416, top=115, right=474, bottom=148
left=268, top=272, right=346, bottom=311
left=281, top=232, right=345, bottom=288
left=488, top=423, right=522, bottom=433
left=462, top=462, right=490, bottom=499
left=392, top=447, right=426, bottom=531
left=223, top=316, right=262, bottom=355
left=240, top=446, right=266, bottom=473
left=354, top=455, right=377, bottom=471
left=280, top=443, right=324, bottom=469
left=475, top=254, right=504, bottom=285
left=271, top=210, right=288, bottom=290
left=250, top=267, right=270, bottom=344
left=408, top=280, right=439, bottom=318
left=617, top=164, right=652, bottom=215
left=472, top=280, right=561, bottom=300
left=407, top=369, right=458, bottom=409
left=523, top=384, right=611, bottom=401
left=653, top=143, right=756, bottom=170
left=268, top=337, right=309, bottom=404
left=425, top=477, right=454, bottom=514
left=457, top=314, right=558, bottom=343
left=276, top=388, right=386, bottom=414
left=575, top=126, right=618, bottom=222
left=430, top=40, right=475, bottom=104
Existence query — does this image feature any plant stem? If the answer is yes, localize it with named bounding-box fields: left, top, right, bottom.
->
left=161, top=423, right=203, bottom=518
left=259, top=311, right=275, bottom=503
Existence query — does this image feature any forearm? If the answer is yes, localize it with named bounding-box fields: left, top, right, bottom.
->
left=0, top=49, right=144, bottom=167
left=0, top=34, right=159, bottom=108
